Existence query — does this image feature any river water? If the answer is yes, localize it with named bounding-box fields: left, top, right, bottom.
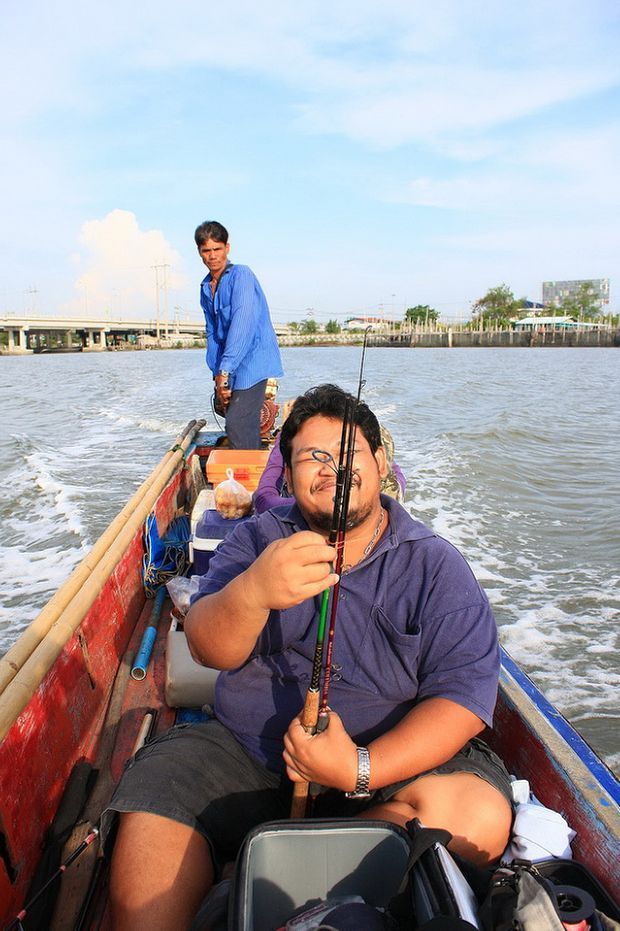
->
left=1, top=346, right=618, bottom=773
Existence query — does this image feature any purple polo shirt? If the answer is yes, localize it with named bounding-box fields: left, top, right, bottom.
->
left=192, top=496, right=499, bottom=773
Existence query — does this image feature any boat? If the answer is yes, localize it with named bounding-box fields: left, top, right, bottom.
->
left=0, top=418, right=618, bottom=928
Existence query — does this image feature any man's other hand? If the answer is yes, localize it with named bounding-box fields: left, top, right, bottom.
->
left=214, top=373, right=232, bottom=411
left=283, top=710, right=358, bottom=791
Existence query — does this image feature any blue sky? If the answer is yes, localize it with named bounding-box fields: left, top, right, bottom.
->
left=1, top=0, right=619, bottom=324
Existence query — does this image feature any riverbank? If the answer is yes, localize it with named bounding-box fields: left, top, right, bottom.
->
left=367, top=327, right=620, bottom=348
left=3, top=327, right=619, bottom=355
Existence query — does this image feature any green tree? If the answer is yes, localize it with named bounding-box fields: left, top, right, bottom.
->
left=557, top=282, right=601, bottom=320
left=287, top=321, right=299, bottom=331
left=472, top=285, right=524, bottom=326
left=405, top=305, right=439, bottom=324
left=300, top=318, right=318, bottom=334
left=325, top=319, right=341, bottom=334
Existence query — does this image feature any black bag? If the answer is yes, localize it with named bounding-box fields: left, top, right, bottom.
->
left=479, top=858, right=620, bottom=931
left=389, top=819, right=481, bottom=930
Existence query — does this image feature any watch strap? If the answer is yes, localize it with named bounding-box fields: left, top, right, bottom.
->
left=345, top=746, right=371, bottom=798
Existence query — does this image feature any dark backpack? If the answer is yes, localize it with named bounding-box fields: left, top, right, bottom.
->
left=479, top=860, right=620, bottom=931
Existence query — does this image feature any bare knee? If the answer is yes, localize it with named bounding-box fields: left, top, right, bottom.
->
left=110, top=811, right=214, bottom=931
left=366, top=774, right=512, bottom=867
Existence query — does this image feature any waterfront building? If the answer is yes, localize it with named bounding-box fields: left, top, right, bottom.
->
left=542, top=278, right=610, bottom=312
left=343, top=315, right=396, bottom=331
left=513, top=316, right=608, bottom=332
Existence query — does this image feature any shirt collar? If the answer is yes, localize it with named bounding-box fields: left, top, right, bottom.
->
left=203, top=262, right=233, bottom=286
left=206, top=262, right=233, bottom=281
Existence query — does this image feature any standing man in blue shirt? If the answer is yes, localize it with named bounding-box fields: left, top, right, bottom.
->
left=196, top=220, right=283, bottom=449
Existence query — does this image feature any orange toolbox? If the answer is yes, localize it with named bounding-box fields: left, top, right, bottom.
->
left=205, top=448, right=270, bottom=492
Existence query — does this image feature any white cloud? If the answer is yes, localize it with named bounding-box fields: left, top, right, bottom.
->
left=1, top=1, right=618, bottom=318
left=62, top=210, right=188, bottom=319
left=389, top=123, right=620, bottom=215
left=5, top=2, right=619, bottom=146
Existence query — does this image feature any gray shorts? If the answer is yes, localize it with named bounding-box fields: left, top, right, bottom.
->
left=102, top=721, right=512, bottom=870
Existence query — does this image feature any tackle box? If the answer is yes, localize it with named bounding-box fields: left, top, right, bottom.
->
left=205, top=448, right=270, bottom=492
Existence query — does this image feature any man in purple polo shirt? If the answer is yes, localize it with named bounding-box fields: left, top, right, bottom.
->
left=107, top=385, right=512, bottom=931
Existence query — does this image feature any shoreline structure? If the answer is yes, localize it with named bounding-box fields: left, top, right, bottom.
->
left=1, top=315, right=618, bottom=354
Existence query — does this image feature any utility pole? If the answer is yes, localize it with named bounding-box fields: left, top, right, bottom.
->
left=152, top=265, right=160, bottom=339
left=24, top=286, right=38, bottom=314
left=163, top=264, right=169, bottom=339
left=152, top=264, right=170, bottom=341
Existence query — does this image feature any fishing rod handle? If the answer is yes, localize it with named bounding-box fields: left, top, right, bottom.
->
left=289, top=689, right=321, bottom=818
left=290, top=781, right=310, bottom=819
left=300, top=688, right=320, bottom=731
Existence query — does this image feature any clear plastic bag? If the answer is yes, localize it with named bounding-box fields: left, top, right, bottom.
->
left=166, top=575, right=201, bottom=617
left=214, top=468, right=253, bottom=519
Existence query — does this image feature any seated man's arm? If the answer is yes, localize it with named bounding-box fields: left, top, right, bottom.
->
left=184, top=530, right=338, bottom=670
left=283, top=697, right=483, bottom=792
left=368, top=697, right=484, bottom=785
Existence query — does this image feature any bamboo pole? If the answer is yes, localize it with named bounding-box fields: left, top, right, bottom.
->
left=0, top=420, right=204, bottom=700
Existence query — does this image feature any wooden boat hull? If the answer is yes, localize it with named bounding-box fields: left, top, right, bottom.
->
left=0, top=427, right=618, bottom=925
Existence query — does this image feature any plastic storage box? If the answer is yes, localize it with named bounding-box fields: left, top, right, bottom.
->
left=205, top=448, right=269, bottom=492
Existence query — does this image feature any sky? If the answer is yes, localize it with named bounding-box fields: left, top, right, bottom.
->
left=1, top=0, right=619, bottom=325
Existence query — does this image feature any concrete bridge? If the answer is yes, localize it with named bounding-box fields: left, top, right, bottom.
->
left=0, top=313, right=206, bottom=353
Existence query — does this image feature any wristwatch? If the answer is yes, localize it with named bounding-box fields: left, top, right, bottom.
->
left=218, top=370, right=230, bottom=381
left=345, top=746, right=372, bottom=798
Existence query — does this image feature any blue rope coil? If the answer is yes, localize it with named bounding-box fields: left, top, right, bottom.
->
left=142, top=513, right=191, bottom=599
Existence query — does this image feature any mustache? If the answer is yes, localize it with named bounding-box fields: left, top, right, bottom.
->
left=311, top=473, right=360, bottom=494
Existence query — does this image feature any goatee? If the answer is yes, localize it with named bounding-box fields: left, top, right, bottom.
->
left=308, top=501, right=373, bottom=534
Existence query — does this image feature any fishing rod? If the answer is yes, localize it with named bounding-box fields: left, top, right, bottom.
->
left=5, top=829, right=99, bottom=931
left=318, top=337, right=370, bottom=719
left=290, top=331, right=370, bottom=818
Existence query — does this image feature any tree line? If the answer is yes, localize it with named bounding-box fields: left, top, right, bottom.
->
left=285, top=281, right=614, bottom=332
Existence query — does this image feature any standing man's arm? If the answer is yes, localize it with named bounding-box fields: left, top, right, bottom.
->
left=218, top=266, right=266, bottom=378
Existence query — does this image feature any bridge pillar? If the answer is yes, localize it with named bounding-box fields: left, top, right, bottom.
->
left=84, top=328, right=107, bottom=351
left=4, top=329, right=26, bottom=353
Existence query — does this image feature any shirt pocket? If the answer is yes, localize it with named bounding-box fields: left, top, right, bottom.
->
left=215, top=302, right=231, bottom=340
left=349, top=604, right=422, bottom=701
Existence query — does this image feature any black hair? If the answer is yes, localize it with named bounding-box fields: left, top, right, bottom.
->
left=194, top=221, right=229, bottom=247
left=279, top=384, right=382, bottom=467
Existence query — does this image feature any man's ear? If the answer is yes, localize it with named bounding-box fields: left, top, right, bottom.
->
left=374, top=446, right=388, bottom=479
left=284, top=463, right=293, bottom=492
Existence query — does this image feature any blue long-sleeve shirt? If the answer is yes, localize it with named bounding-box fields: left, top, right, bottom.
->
left=200, top=262, right=283, bottom=390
